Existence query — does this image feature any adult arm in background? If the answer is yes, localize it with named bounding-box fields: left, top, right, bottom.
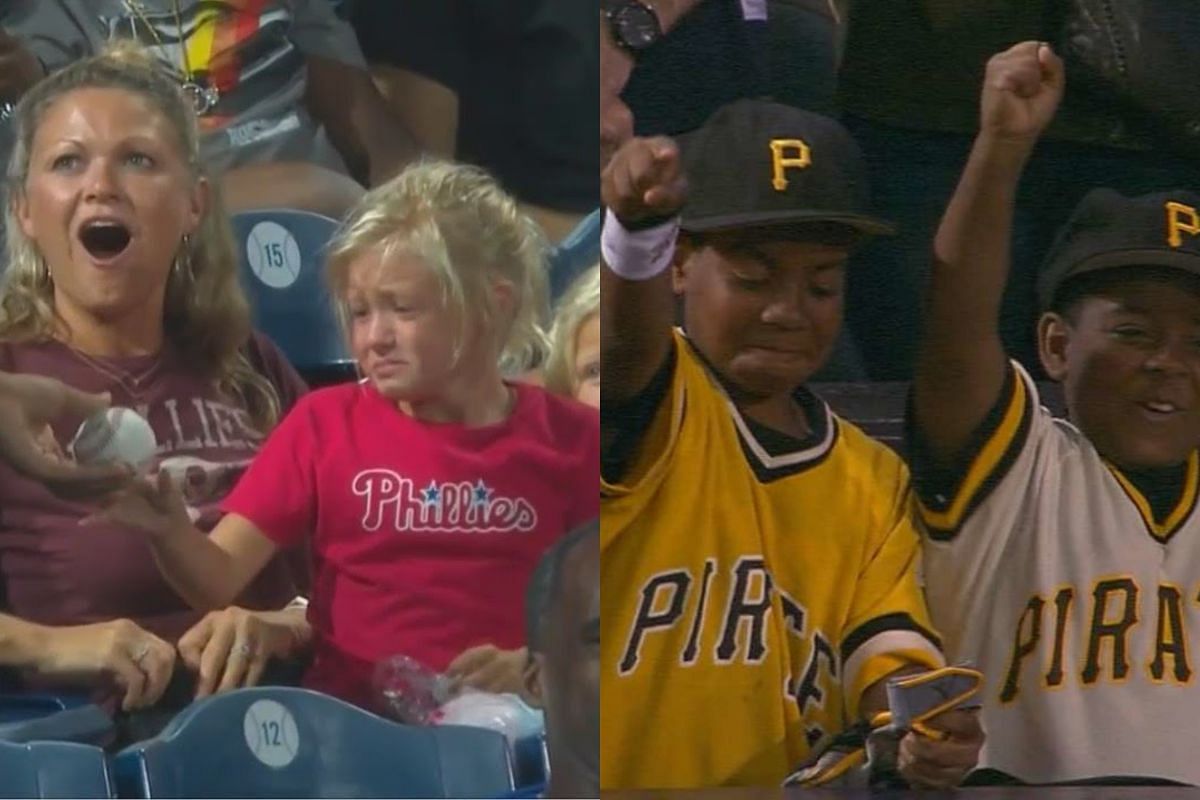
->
left=368, top=66, right=456, bottom=159
left=601, top=0, right=703, bottom=165
left=602, top=0, right=705, bottom=95
left=0, top=371, right=131, bottom=498
left=912, top=41, right=1064, bottom=465
left=352, top=0, right=459, bottom=159
left=289, top=0, right=418, bottom=186
left=305, top=54, right=419, bottom=186
left=221, top=161, right=364, bottom=219
left=357, top=0, right=591, bottom=241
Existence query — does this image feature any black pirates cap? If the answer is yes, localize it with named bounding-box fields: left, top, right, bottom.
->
left=676, top=98, right=893, bottom=237
left=1040, top=188, right=1200, bottom=309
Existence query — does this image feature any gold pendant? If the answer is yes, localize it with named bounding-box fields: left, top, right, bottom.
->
left=181, top=81, right=219, bottom=115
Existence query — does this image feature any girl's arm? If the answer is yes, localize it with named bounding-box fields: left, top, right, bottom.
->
left=88, top=473, right=279, bottom=611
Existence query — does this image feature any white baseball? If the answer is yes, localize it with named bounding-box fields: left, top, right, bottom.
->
left=70, top=407, right=157, bottom=469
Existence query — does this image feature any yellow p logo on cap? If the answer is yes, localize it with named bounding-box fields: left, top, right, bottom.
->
left=1166, top=201, right=1200, bottom=247
left=770, top=138, right=811, bottom=191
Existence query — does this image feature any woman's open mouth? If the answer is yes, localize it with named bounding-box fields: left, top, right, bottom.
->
left=77, top=219, right=133, bottom=262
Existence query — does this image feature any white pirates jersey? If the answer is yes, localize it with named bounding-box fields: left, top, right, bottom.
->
left=915, top=360, right=1200, bottom=784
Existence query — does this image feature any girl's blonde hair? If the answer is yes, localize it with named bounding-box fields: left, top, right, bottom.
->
left=544, top=265, right=600, bottom=397
left=1, top=44, right=281, bottom=431
left=326, top=161, right=551, bottom=375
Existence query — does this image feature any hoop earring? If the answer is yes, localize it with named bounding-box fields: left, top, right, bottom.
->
left=172, top=234, right=196, bottom=284
left=37, top=258, right=52, bottom=289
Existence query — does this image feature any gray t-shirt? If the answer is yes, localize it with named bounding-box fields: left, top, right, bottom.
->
left=2, top=0, right=366, bottom=176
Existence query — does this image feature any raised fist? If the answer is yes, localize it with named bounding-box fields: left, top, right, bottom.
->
left=601, top=136, right=687, bottom=228
left=980, top=41, right=1065, bottom=145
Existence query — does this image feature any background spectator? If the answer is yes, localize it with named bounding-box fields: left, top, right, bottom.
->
left=544, top=265, right=599, bottom=409
left=0, top=0, right=418, bottom=218
left=353, top=0, right=595, bottom=242
left=764, top=0, right=841, bottom=117
left=622, top=0, right=767, bottom=138
left=837, top=0, right=1200, bottom=379
left=523, top=520, right=599, bottom=799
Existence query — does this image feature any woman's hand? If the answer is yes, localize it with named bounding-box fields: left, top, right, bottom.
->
left=177, top=606, right=312, bottom=698
left=34, top=618, right=176, bottom=712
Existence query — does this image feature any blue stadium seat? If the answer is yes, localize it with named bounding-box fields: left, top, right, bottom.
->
left=512, top=733, right=550, bottom=790
left=114, top=686, right=516, bottom=798
left=548, top=209, right=600, bottom=303
left=0, top=739, right=113, bottom=799
left=0, top=692, right=89, bottom=723
left=0, top=695, right=112, bottom=745
left=229, top=209, right=354, bottom=386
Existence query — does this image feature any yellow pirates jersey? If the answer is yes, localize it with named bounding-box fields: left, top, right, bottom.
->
left=601, top=331, right=943, bottom=790
left=915, top=361, right=1200, bottom=784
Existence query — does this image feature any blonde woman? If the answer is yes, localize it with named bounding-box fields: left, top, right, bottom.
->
left=0, top=48, right=312, bottom=717
left=545, top=265, right=600, bottom=408
left=96, top=162, right=600, bottom=710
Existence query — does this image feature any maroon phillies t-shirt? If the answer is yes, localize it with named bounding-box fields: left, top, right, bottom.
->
left=223, top=380, right=599, bottom=709
left=0, top=333, right=306, bottom=693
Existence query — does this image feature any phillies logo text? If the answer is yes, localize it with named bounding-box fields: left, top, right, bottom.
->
left=352, top=470, right=537, bottom=533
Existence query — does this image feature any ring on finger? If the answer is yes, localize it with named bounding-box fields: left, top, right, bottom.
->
left=129, top=642, right=153, bottom=671
left=231, top=641, right=253, bottom=659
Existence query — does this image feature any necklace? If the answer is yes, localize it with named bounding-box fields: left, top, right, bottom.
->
left=123, top=0, right=220, bottom=115
left=64, top=345, right=165, bottom=405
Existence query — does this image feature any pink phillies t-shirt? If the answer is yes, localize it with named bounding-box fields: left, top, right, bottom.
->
left=222, top=380, right=599, bottom=707
left=0, top=334, right=306, bottom=698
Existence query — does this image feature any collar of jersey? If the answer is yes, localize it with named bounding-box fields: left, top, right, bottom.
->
left=728, top=390, right=836, bottom=472
left=680, top=333, right=838, bottom=473
left=1105, top=450, right=1200, bottom=544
